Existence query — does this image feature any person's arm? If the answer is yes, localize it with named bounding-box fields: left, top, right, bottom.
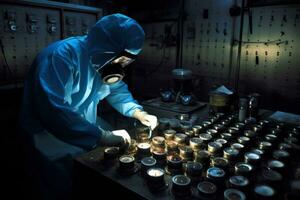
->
left=106, top=81, right=158, bottom=130
left=35, top=53, right=122, bottom=150
left=105, top=81, right=143, bottom=117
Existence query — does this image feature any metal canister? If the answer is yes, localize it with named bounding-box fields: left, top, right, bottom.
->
left=215, top=138, right=228, bottom=148
left=199, top=133, right=213, bottom=147
left=179, top=146, right=194, bottom=162
left=221, top=133, right=233, bottom=142
left=260, top=168, right=283, bottom=193
left=171, top=175, right=192, bottom=198
left=267, top=159, right=285, bottom=175
left=244, top=152, right=261, bottom=167
left=163, top=129, right=176, bottom=141
left=224, top=188, right=246, bottom=200
left=210, top=157, right=229, bottom=172
left=184, top=161, right=203, bottom=184
left=228, top=175, right=249, bottom=193
left=208, top=141, right=223, bottom=157
left=174, top=133, right=188, bottom=146
left=223, top=147, right=240, bottom=166
left=206, top=129, right=219, bottom=139
left=166, top=140, right=178, bottom=155
left=206, top=167, right=226, bottom=188
left=248, top=93, right=261, bottom=118
left=166, top=154, right=183, bottom=175
left=194, top=150, right=211, bottom=167
left=192, top=125, right=203, bottom=137
left=254, top=184, right=276, bottom=200
left=151, top=136, right=165, bottom=152
left=272, top=149, right=290, bottom=163
left=238, top=98, right=248, bottom=122
left=234, top=162, right=254, bottom=179
left=189, top=137, right=203, bottom=151
left=197, top=181, right=217, bottom=200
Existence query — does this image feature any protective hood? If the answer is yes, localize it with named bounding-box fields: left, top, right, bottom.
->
left=87, top=13, right=145, bottom=69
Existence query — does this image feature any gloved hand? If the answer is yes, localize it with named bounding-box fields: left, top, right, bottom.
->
left=133, top=109, right=158, bottom=130
left=98, top=130, right=125, bottom=147
left=112, top=129, right=131, bottom=145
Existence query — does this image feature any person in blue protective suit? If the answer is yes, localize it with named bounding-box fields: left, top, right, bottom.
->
left=19, top=13, right=158, bottom=200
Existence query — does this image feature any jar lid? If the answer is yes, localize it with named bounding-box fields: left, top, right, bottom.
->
left=224, top=188, right=246, bottom=200
left=254, top=185, right=275, bottom=197
left=197, top=181, right=217, bottom=194
left=229, top=175, right=249, bottom=186
left=172, top=175, right=191, bottom=186
left=207, top=167, right=225, bottom=178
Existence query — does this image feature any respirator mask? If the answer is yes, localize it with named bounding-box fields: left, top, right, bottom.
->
left=91, top=51, right=137, bottom=84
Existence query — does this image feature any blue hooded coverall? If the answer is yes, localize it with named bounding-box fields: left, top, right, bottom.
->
left=19, top=14, right=145, bottom=199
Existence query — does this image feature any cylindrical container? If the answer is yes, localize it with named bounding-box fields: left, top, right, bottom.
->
left=208, top=141, right=223, bottom=157
left=171, top=175, right=191, bottom=197
left=250, top=148, right=264, bottom=159
left=244, top=130, right=257, bottom=139
left=184, top=161, right=203, bottom=184
left=192, top=125, right=203, bottom=137
left=127, top=139, right=137, bottom=154
left=206, top=167, right=226, bottom=188
left=118, top=155, right=136, bottom=174
left=213, top=123, right=225, bottom=132
left=267, top=159, right=285, bottom=174
left=238, top=136, right=251, bottom=146
left=174, top=133, right=188, bottom=146
left=163, top=129, right=176, bottom=141
left=254, top=184, right=276, bottom=200
left=248, top=93, right=260, bottom=118
left=166, top=154, right=183, bottom=175
left=152, top=150, right=167, bottom=166
left=210, top=157, right=229, bottom=172
left=136, top=143, right=151, bottom=159
left=235, top=122, right=246, bottom=130
left=224, top=188, right=246, bottom=200
left=194, top=150, right=211, bottom=167
left=197, top=181, right=217, bottom=200
left=272, top=149, right=290, bottom=163
left=231, top=143, right=245, bottom=154
left=258, top=141, right=273, bottom=155
left=265, top=134, right=278, bottom=144
left=234, top=162, right=254, bottom=179
left=141, top=157, right=156, bottom=176
left=151, top=136, right=165, bottom=152
left=166, top=140, right=179, bottom=155
left=190, top=137, right=203, bottom=151
left=146, top=167, right=166, bottom=192
left=223, top=147, right=239, bottom=161
left=201, top=120, right=212, bottom=131
left=206, top=129, right=218, bottom=138
left=244, top=152, right=261, bottom=167
left=228, top=127, right=240, bottom=135
left=260, top=168, right=283, bottom=191
left=221, top=133, right=233, bottom=142
left=200, top=133, right=213, bottom=147
left=215, top=138, right=228, bottom=148
left=252, top=124, right=263, bottom=133
left=179, top=145, right=194, bottom=162
left=278, top=142, right=293, bottom=154
left=103, top=147, right=119, bottom=161
left=228, top=175, right=249, bottom=193
left=238, top=98, right=248, bottom=122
